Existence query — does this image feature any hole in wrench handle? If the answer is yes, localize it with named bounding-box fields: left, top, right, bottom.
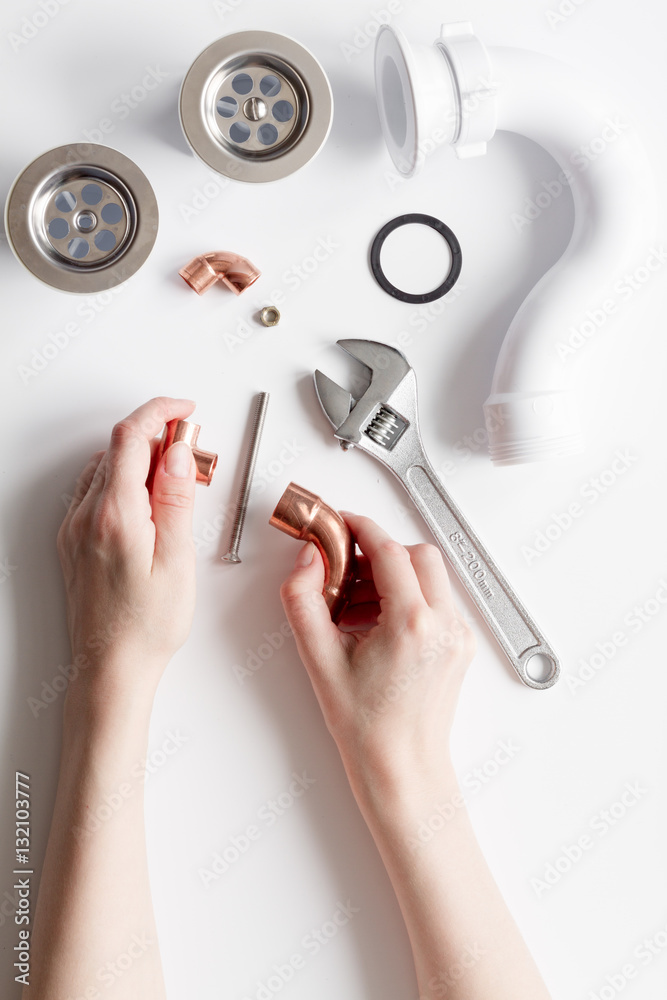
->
left=521, top=650, right=558, bottom=687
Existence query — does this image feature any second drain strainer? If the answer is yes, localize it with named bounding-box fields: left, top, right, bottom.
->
left=179, top=31, right=333, bottom=183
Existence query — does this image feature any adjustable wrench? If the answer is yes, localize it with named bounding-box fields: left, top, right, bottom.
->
left=314, top=339, right=560, bottom=690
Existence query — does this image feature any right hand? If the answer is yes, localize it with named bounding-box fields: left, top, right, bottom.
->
left=279, top=514, right=476, bottom=787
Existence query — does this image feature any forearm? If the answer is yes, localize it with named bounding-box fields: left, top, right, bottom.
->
left=343, top=756, right=551, bottom=1000
left=24, top=672, right=165, bottom=1000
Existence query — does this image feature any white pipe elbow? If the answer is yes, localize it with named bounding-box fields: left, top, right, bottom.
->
left=375, top=24, right=656, bottom=465
left=485, top=46, right=655, bottom=464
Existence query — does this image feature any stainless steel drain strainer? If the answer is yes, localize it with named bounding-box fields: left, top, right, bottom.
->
left=180, top=31, right=333, bottom=183
left=5, top=144, right=159, bottom=293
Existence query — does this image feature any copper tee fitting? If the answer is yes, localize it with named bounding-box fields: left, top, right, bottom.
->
left=179, top=252, right=261, bottom=295
left=270, top=483, right=355, bottom=623
left=148, top=419, right=218, bottom=489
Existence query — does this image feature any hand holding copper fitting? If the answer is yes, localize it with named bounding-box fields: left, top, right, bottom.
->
left=148, top=420, right=218, bottom=490
left=270, top=483, right=355, bottom=623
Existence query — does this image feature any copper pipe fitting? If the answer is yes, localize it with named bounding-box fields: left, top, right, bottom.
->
left=270, top=483, right=355, bottom=623
left=179, top=252, right=261, bottom=295
left=148, top=419, right=218, bottom=489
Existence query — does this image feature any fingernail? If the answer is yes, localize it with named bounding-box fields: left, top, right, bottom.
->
left=295, top=541, right=315, bottom=568
left=164, top=441, right=193, bottom=478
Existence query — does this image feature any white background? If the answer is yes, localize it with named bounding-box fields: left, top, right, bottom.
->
left=1, top=1, right=667, bottom=998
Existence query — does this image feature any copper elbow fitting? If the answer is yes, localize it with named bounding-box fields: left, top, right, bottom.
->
left=148, top=419, right=218, bottom=489
left=270, top=483, right=355, bottom=623
left=179, top=252, right=261, bottom=295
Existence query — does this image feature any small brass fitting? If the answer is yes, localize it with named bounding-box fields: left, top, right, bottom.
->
left=260, top=305, right=280, bottom=327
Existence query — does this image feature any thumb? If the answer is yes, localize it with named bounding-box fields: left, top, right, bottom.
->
left=151, top=440, right=196, bottom=560
left=280, top=542, right=343, bottom=676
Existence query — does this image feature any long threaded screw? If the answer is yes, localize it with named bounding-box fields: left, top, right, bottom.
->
left=222, top=392, right=270, bottom=564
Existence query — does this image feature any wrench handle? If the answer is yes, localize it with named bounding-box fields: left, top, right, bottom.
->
left=403, top=461, right=560, bottom=689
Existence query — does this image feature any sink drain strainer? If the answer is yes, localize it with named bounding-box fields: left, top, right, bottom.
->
left=5, top=143, right=159, bottom=293
left=180, top=31, right=333, bottom=183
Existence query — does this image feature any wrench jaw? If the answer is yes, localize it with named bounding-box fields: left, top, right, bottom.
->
left=337, top=338, right=411, bottom=379
left=314, top=370, right=353, bottom=430
left=313, top=369, right=357, bottom=452
left=314, top=338, right=419, bottom=455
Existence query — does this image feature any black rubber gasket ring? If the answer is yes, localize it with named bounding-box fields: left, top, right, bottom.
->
left=370, top=213, right=462, bottom=305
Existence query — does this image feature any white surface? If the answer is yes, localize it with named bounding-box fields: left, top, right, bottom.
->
left=1, top=1, right=666, bottom=998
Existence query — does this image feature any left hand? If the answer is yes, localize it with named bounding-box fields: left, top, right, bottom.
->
left=57, top=396, right=199, bottom=701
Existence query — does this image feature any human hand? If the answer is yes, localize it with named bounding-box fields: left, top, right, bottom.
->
left=57, top=397, right=199, bottom=703
left=280, top=514, right=475, bottom=791
left=281, top=517, right=553, bottom=1000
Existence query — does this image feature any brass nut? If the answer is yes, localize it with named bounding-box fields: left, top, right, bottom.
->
left=260, top=305, right=281, bottom=327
